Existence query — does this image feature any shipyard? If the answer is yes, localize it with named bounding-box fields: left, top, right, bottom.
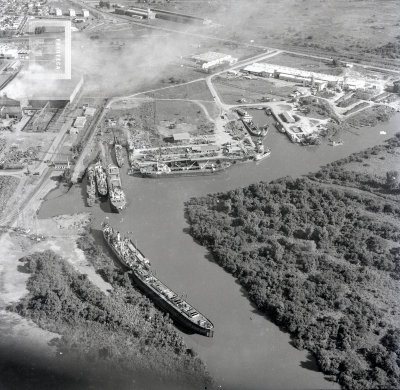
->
left=0, top=0, right=400, bottom=389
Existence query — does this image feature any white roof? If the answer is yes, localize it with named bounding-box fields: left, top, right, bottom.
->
left=191, top=51, right=231, bottom=62
left=243, top=63, right=365, bottom=87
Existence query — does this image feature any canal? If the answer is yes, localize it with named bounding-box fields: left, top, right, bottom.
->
left=39, top=112, right=400, bottom=389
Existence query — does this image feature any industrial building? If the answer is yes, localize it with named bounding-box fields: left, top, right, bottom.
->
left=151, top=8, right=211, bottom=25
left=0, top=95, right=22, bottom=119
left=114, top=7, right=155, bottom=19
left=281, top=111, right=295, bottom=123
left=243, top=63, right=367, bottom=90
left=19, top=73, right=84, bottom=108
left=181, top=52, right=237, bottom=70
left=55, top=8, right=62, bottom=16
left=69, top=9, right=76, bottom=16
left=82, top=9, right=89, bottom=17
left=172, top=132, right=190, bottom=142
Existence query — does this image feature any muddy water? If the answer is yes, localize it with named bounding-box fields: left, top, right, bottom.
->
left=38, top=113, right=400, bottom=389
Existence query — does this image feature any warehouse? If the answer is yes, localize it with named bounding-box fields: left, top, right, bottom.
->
left=184, top=52, right=237, bottom=70
left=0, top=95, right=22, bottom=119
left=172, top=132, right=190, bottom=142
left=281, top=111, right=295, bottom=123
left=151, top=8, right=211, bottom=25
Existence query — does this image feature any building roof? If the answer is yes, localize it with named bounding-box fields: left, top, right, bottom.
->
left=74, top=116, right=86, bottom=128
left=172, top=132, right=190, bottom=141
left=281, top=111, right=295, bottom=123
left=192, top=144, right=219, bottom=152
left=84, top=107, right=96, bottom=116
left=191, top=51, right=231, bottom=62
left=0, top=95, right=20, bottom=107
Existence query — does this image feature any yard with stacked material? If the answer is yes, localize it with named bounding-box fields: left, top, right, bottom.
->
left=9, top=243, right=213, bottom=389
left=0, top=176, right=20, bottom=219
left=185, top=136, right=400, bottom=390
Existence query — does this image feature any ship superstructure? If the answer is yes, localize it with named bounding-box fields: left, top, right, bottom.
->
left=102, top=221, right=214, bottom=337
left=95, top=161, right=108, bottom=196
left=107, top=164, right=126, bottom=212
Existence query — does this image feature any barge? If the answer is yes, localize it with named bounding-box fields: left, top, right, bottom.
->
left=102, top=222, right=214, bottom=337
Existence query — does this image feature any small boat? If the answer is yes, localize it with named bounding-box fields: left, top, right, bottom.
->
left=332, top=139, right=344, bottom=147
left=254, top=148, right=271, bottom=161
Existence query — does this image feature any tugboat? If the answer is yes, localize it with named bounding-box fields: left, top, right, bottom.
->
left=254, top=140, right=271, bottom=161
left=95, top=161, right=108, bottom=197
left=86, top=164, right=96, bottom=207
left=107, top=164, right=126, bottom=212
left=114, top=137, right=124, bottom=168
left=102, top=221, right=214, bottom=337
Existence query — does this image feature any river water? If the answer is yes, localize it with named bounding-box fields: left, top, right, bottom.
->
left=39, top=112, right=400, bottom=390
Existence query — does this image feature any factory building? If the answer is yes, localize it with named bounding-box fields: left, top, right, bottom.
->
left=114, top=7, right=155, bottom=19
left=0, top=95, right=22, bottom=119
left=182, top=52, right=237, bottom=70
left=151, top=8, right=211, bottom=25
left=243, top=63, right=366, bottom=91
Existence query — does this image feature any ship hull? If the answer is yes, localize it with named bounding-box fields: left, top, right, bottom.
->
left=103, top=227, right=214, bottom=337
left=241, top=119, right=261, bottom=136
left=141, top=167, right=227, bottom=179
left=129, top=270, right=214, bottom=337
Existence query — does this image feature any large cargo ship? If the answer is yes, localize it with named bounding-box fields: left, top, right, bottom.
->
left=107, top=164, right=126, bottom=212
left=140, top=159, right=230, bottom=178
left=86, top=164, right=96, bottom=207
left=114, top=137, right=124, bottom=168
left=102, top=222, right=214, bottom=337
left=95, top=161, right=108, bottom=196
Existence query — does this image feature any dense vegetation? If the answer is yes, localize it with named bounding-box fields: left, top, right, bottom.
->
left=9, top=247, right=213, bottom=389
left=186, top=156, right=400, bottom=389
left=309, top=134, right=400, bottom=200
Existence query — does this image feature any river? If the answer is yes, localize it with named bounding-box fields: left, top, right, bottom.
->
left=39, top=112, right=400, bottom=390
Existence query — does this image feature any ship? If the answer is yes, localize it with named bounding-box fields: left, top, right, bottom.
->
left=102, top=221, right=214, bottom=337
left=260, top=124, right=269, bottom=137
left=86, top=164, right=96, bottom=207
left=114, top=137, right=124, bottom=168
left=235, top=108, right=247, bottom=116
left=254, top=148, right=271, bottom=161
left=274, top=121, right=286, bottom=134
left=95, top=161, right=108, bottom=196
left=140, top=159, right=230, bottom=178
left=240, top=118, right=261, bottom=136
left=107, top=163, right=126, bottom=212
left=265, top=107, right=272, bottom=116
left=331, top=139, right=344, bottom=147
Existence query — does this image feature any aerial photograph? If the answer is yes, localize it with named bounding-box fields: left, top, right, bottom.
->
left=0, top=0, right=399, bottom=389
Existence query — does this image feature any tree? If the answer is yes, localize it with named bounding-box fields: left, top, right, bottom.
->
left=386, top=171, right=399, bottom=189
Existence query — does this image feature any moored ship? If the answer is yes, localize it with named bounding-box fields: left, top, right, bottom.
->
left=86, top=164, right=96, bottom=207
left=102, top=221, right=214, bottom=337
left=107, top=164, right=126, bottom=212
left=140, top=159, right=230, bottom=178
left=115, top=137, right=124, bottom=168
left=95, top=161, right=108, bottom=196
left=241, top=118, right=261, bottom=136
